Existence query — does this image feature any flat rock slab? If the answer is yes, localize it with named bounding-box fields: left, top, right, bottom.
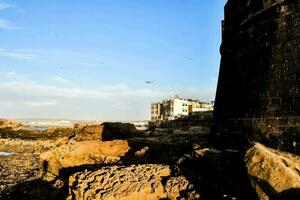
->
left=67, top=164, right=195, bottom=200
left=0, top=153, right=40, bottom=192
left=40, top=140, right=130, bottom=181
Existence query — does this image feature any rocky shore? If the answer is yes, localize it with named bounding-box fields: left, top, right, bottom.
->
left=0, top=119, right=299, bottom=200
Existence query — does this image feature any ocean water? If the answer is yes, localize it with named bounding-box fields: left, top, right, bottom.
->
left=0, top=152, right=16, bottom=156
left=25, top=126, right=48, bottom=131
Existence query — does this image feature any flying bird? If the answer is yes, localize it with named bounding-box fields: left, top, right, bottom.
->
left=145, top=81, right=154, bottom=84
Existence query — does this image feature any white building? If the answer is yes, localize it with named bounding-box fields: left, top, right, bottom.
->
left=172, top=96, right=189, bottom=120
left=188, top=100, right=214, bottom=112
left=151, top=95, right=213, bottom=121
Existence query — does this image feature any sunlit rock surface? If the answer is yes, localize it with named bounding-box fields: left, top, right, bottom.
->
left=40, top=140, right=130, bottom=181
left=0, top=119, right=23, bottom=131
left=72, top=124, right=103, bottom=141
left=0, top=137, right=68, bottom=153
left=67, top=164, right=196, bottom=200
left=245, top=143, right=300, bottom=200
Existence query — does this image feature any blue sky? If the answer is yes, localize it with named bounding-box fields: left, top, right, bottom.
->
left=0, top=0, right=227, bottom=121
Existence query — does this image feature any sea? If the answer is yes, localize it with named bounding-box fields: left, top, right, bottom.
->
left=0, top=152, right=16, bottom=156
left=18, top=119, right=149, bottom=131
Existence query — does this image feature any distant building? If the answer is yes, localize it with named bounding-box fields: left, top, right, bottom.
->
left=151, top=95, right=214, bottom=121
left=188, top=100, right=214, bottom=113
left=151, top=103, right=162, bottom=121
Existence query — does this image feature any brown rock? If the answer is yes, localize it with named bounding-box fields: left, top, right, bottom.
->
left=40, top=140, right=130, bottom=181
left=245, top=143, right=300, bottom=200
left=0, top=119, right=23, bottom=131
left=0, top=137, right=68, bottom=153
left=67, top=164, right=196, bottom=200
left=165, top=176, right=196, bottom=200
left=72, top=124, right=103, bottom=141
left=0, top=153, right=40, bottom=192
left=134, top=146, right=149, bottom=158
left=101, top=122, right=142, bottom=140
left=67, top=164, right=170, bottom=200
left=71, top=122, right=141, bottom=142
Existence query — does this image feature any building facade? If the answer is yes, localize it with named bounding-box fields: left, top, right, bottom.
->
left=188, top=100, right=214, bottom=113
left=151, top=96, right=214, bottom=121
left=212, top=0, right=300, bottom=152
left=151, top=103, right=162, bottom=121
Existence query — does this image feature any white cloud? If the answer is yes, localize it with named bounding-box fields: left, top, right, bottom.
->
left=0, top=19, right=20, bottom=30
left=24, top=101, right=57, bottom=107
left=2, top=71, right=28, bottom=81
left=0, top=79, right=168, bottom=120
left=0, top=77, right=216, bottom=120
left=51, top=76, right=73, bottom=86
left=0, top=2, right=13, bottom=10
left=6, top=70, right=17, bottom=78
left=0, top=100, right=13, bottom=106
left=0, top=48, right=38, bottom=59
left=0, top=78, right=216, bottom=102
left=0, top=80, right=168, bottom=99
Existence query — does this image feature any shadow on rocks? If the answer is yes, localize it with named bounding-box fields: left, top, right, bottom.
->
left=250, top=176, right=300, bottom=200
left=124, top=139, right=194, bottom=165
left=0, top=178, right=69, bottom=200
left=178, top=150, right=259, bottom=200
left=274, top=188, right=300, bottom=200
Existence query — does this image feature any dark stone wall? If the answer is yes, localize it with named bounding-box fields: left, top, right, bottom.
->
left=212, top=0, right=300, bottom=153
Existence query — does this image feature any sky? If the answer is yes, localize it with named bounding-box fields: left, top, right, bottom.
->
left=0, top=0, right=227, bottom=121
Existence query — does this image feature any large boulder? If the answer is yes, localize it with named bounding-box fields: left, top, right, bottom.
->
left=40, top=140, right=130, bottom=181
left=0, top=119, right=23, bottom=131
left=245, top=143, right=300, bottom=200
left=101, top=122, right=142, bottom=140
left=70, top=122, right=141, bottom=142
left=72, top=123, right=103, bottom=141
left=67, top=164, right=195, bottom=200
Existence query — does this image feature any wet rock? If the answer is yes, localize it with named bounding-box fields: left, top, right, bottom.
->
left=245, top=143, right=300, bottom=200
left=40, top=140, right=130, bottom=181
